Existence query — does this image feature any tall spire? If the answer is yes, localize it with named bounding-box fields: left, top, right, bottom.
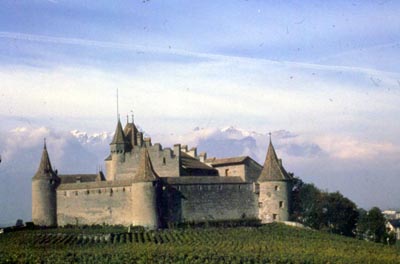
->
left=258, top=139, right=291, bottom=182
left=33, top=140, right=56, bottom=180
left=133, top=149, right=159, bottom=182
left=116, top=88, right=120, bottom=120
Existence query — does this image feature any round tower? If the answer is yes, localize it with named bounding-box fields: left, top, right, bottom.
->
left=258, top=137, right=292, bottom=223
left=32, top=141, right=59, bottom=226
left=107, top=118, right=128, bottom=181
left=131, top=149, right=160, bottom=229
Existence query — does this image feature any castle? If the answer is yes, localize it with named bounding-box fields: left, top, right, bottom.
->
left=32, top=117, right=293, bottom=228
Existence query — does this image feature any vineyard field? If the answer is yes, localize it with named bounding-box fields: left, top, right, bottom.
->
left=0, top=223, right=399, bottom=263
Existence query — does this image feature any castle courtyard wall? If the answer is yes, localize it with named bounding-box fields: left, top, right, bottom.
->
left=57, top=182, right=133, bottom=226
left=164, top=182, right=258, bottom=223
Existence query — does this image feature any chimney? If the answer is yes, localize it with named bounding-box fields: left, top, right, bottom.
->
left=188, top=147, right=197, bottom=158
left=199, top=152, right=207, bottom=163
left=144, top=137, right=152, bottom=147
left=173, top=144, right=181, bottom=157
left=181, top=145, right=188, bottom=152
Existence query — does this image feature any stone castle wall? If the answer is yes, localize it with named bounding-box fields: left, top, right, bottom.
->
left=213, top=164, right=245, bottom=179
left=57, top=182, right=133, bottom=226
left=162, top=182, right=259, bottom=224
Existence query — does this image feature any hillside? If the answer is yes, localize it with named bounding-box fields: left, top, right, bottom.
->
left=0, top=223, right=399, bottom=263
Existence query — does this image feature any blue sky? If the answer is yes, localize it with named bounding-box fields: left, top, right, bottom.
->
left=0, top=0, right=400, bottom=212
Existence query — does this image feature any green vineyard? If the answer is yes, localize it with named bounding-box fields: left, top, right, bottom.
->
left=0, top=223, right=399, bottom=263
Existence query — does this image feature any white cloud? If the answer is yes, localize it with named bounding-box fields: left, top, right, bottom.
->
left=315, top=135, right=399, bottom=160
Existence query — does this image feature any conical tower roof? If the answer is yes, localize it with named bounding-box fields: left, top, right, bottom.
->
left=133, top=149, right=159, bottom=182
left=110, top=119, right=127, bottom=145
left=258, top=139, right=291, bottom=182
left=124, top=121, right=138, bottom=147
left=32, top=141, right=56, bottom=180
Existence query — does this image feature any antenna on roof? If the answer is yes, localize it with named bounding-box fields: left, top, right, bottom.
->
left=44, top=138, right=47, bottom=149
left=116, top=88, right=120, bottom=120
left=268, top=132, right=272, bottom=142
left=130, top=109, right=134, bottom=123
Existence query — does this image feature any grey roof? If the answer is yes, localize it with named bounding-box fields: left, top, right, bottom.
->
left=258, top=141, right=291, bottom=182
left=32, top=143, right=57, bottom=180
left=110, top=119, right=127, bottom=145
left=59, top=174, right=98, bottom=184
left=133, top=149, right=159, bottom=182
left=389, top=219, right=400, bottom=228
left=181, top=152, right=217, bottom=171
left=206, top=156, right=248, bottom=165
left=163, top=176, right=245, bottom=185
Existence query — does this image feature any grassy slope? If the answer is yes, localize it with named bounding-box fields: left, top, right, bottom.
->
left=0, top=223, right=399, bottom=263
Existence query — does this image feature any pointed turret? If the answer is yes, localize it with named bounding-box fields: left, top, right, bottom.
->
left=134, top=149, right=159, bottom=182
left=131, top=148, right=160, bottom=228
left=111, top=119, right=126, bottom=144
left=258, top=140, right=291, bottom=182
left=32, top=140, right=59, bottom=226
left=257, top=136, right=292, bottom=223
left=33, top=141, right=56, bottom=180
left=110, top=119, right=128, bottom=153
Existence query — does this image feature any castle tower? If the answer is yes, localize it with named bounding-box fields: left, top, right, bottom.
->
left=107, top=119, right=128, bottom=180
left=131, top=149, right=160, bottom=229
left=124, top=117, right=138, bottom=149
left=258, top=138, right=292, bottom=223
left=32, top=141, right=59, bottom=226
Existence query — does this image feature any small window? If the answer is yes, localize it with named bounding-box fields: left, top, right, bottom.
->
left=238, top=185, right=241, bottom=190
left=98, top=189, right=101, bottom=194
left=110, top=189, right=113, bottom=196
left=86, top=190, right=90, bottom=195
left=273, top=214, right=278, bottom=220
left=279, top=201, right=284, bottom=208
left=162, top=157, right=166, bottom=165
left=258, top=202, right=263, bottom=208
left=274, top=185, right=280, bottom=191
left=122, top=187, right=125, bottom=192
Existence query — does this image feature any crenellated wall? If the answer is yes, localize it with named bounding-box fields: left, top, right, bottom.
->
left=105, top=145, right=180, bottom=181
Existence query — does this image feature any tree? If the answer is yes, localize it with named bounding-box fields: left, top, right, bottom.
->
left=291, top=177, right=359, bottom=237
left=320, top=192, right=359, bottom=237
left=357, top=207, right=387, bottom=243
